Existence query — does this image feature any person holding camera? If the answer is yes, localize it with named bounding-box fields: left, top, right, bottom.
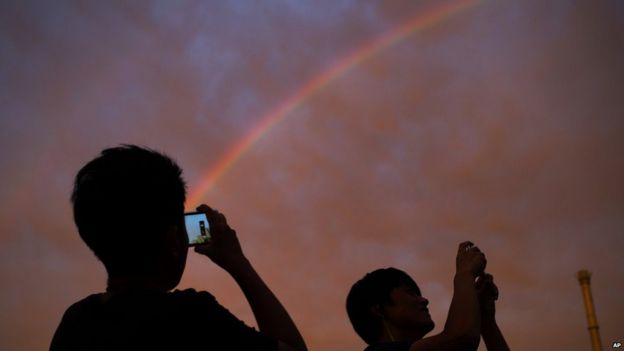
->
left=346, top=241, right=510, bottom=351
left=51, top=145, right=307, bottom=351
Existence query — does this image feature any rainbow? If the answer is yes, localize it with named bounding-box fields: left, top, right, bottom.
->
left=187, top=0, right=482, bottom=207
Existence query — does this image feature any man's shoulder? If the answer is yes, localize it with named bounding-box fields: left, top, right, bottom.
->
left=364, top=341, right=413, bottom=351
left=52, top=289, right=277, bottom=351
left=59, top=289, right=218, bottom=320
left=168, top=288, right=222, bottom=310
left=170, top=288, right=216, bottom=301
left=61, top=293, right=104, bottom=320
left=51, top=293, right=107, bottom=351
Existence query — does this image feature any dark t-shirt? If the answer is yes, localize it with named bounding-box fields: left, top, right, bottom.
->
left=50, top=288, right=277, bottom=351
left=364, top=341, right=413, bottom=351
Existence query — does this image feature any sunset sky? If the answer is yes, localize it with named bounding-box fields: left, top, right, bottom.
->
left=1, top=1, right=623, bottom=350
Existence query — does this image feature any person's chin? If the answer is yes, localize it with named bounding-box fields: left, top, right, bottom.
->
left=411, top=316, right=435, bottom=335
left=425, top=320, right=435, bottom=333
left=161, top=268, right=184, bottom=291
left=418, top=318, right=435, bottom=334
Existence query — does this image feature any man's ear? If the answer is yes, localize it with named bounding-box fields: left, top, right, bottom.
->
left=164, top=224, right=185, bottom=258
left=371, top=305, right=384, bottom=318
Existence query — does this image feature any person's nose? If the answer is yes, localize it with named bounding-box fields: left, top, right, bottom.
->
left=418, top=296, right=429, bottom=307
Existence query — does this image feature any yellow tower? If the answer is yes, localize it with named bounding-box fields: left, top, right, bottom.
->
left=576, top=270, right=602, bottom=351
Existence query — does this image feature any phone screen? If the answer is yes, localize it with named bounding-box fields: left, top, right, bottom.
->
left=184, top=212, right=211, bottom=246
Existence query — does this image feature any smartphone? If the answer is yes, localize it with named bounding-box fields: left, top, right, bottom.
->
left=184, top=212, right=211, bottom=246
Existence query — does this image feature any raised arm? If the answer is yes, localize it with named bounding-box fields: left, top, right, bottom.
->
left=410, top=241, right=485, bottom=351
left=194, top=204, right=307, bottom=351
left=476, top=273, right=510, bottom=351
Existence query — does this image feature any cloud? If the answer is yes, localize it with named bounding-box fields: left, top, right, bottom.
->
left=1, top=1, right=623, bottom=350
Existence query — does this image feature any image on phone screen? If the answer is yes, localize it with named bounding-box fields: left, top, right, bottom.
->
left=184, top=212, right=211, bottom=246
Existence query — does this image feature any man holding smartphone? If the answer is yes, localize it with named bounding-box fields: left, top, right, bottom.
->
left=346, top=242, right=510, bottom=351
left=51, top=145, right=307, bottom=351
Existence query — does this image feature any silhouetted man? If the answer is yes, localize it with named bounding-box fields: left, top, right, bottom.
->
left=51, top=145, right=307, bottom=351
left=346, top=242, right=510, bottom=351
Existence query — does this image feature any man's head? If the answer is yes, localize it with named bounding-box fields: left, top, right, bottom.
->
left=72, top=145, right=188, bottom=290
left=346, top=268, right=434, bottom=345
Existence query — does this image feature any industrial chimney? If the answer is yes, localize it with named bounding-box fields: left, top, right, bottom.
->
left=577, top=270, right=602, bottom=351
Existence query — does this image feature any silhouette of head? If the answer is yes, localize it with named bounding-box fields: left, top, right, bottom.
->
left=346, top=267, right=434, bottom=344
left=72, top=145, right=187, bottom=290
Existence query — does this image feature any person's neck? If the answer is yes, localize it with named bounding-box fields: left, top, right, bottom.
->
left=378, top=323, right=425, bottom=344
left=106, top=274, right=169, bottom=294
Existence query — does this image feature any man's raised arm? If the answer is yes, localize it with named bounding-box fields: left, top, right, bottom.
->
left=194, top=204, right=307, bottom=351
left=409, top=241, right=486, bottom=351
left=476, top=273, right=510, bottom=351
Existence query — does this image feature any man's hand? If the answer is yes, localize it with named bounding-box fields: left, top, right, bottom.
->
left=456, top=241, right=487, bottom=278
left=193, top=204, right=246, bottom=271
left=476, top=273, right=499, bottom=320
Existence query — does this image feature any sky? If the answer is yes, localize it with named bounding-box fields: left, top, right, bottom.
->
left=1, top=0, right=623, bottom=350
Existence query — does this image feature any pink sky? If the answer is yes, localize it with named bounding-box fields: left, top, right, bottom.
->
left=1, top=1, right=623, bottom=350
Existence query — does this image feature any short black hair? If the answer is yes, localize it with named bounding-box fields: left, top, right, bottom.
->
left=71, top=145, right=186, bottom=276
left=346, top=267, right=419, bottom=345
